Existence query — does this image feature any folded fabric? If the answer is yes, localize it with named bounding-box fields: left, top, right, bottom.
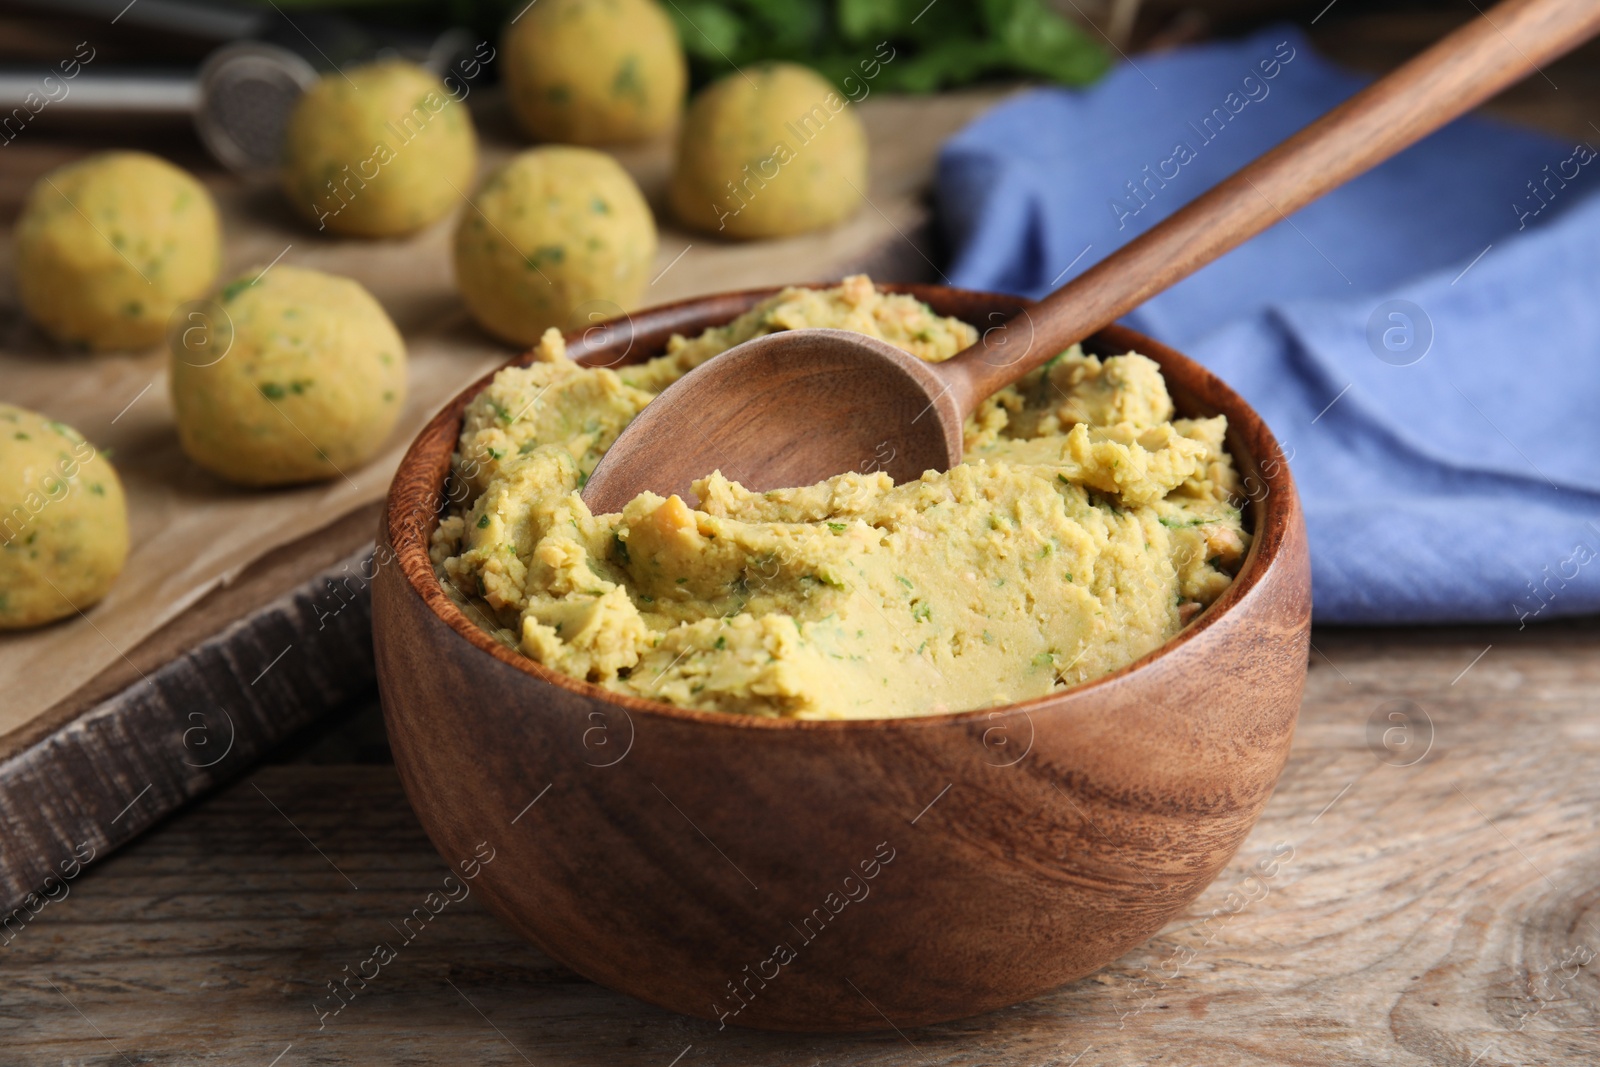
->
left=936, top=27, right=1600, bottom=624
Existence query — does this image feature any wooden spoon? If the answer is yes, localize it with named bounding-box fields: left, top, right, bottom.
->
left=583, top=0, right=1600, bottom=514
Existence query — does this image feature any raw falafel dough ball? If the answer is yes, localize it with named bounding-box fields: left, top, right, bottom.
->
left=170, top=266, right=407, bottom=487
left=670, top=63, right=867, bottom=239
left=13, top=151, right=221, bottom=352
left=502, top=0, right=686, bottom=145
left=0, top=404, right=129, bottom=630
left=281, top=59, right=478, bottom=238
left=453, top=147, right=657, bottom=346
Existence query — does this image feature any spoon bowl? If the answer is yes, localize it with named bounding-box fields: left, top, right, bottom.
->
left=581, top=329, right=964, bottom=513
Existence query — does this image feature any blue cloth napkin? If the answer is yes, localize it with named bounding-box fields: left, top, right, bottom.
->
left=936, top=27, right=1600, bottom=625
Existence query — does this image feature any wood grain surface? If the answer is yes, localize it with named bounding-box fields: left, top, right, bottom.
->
left=2, top=619, right=1595, bottom=1064
left=0, top=516, right=379, bottom=914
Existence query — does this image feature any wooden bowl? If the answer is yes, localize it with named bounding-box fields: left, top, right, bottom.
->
left=373, top=284, right=1310, bottom=1032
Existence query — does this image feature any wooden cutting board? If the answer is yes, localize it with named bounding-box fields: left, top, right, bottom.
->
left=0, top=89, right=1006, bottom=911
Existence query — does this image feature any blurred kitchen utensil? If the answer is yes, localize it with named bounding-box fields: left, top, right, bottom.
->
left=0, top=0, right=473, bottom=171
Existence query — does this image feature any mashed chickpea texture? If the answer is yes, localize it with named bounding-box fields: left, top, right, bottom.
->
left=432, top=277, right=1250, bottom=719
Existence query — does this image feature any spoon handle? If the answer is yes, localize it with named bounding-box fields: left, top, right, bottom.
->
left=942, top=0, right=1600, bottom=415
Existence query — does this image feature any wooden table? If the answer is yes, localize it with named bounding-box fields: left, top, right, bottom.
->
left=6, top=8, right=1600, bottom=1065
left=5, top=620, right=1597, bottom=1066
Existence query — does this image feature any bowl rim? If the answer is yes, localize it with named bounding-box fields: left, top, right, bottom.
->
left=383, top=282, right=1300, bottom=733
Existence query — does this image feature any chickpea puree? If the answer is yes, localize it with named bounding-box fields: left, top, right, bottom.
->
left=431, top=276, right=1249, bottom=719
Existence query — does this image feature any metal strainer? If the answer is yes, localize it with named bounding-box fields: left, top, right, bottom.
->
left=193, top=42, right=318, bottom=173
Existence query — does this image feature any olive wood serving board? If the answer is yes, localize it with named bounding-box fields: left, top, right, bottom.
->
left=0, top=90, right=1005, bottom=912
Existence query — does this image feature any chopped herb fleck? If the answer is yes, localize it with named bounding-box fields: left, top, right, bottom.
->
left=477, top=513, right=491, bottom=529
left=258, top=378, right=312, bottom=400
left=612, top=56, right=643, bottom=99
left=526, top=245, right=566, bottom=269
